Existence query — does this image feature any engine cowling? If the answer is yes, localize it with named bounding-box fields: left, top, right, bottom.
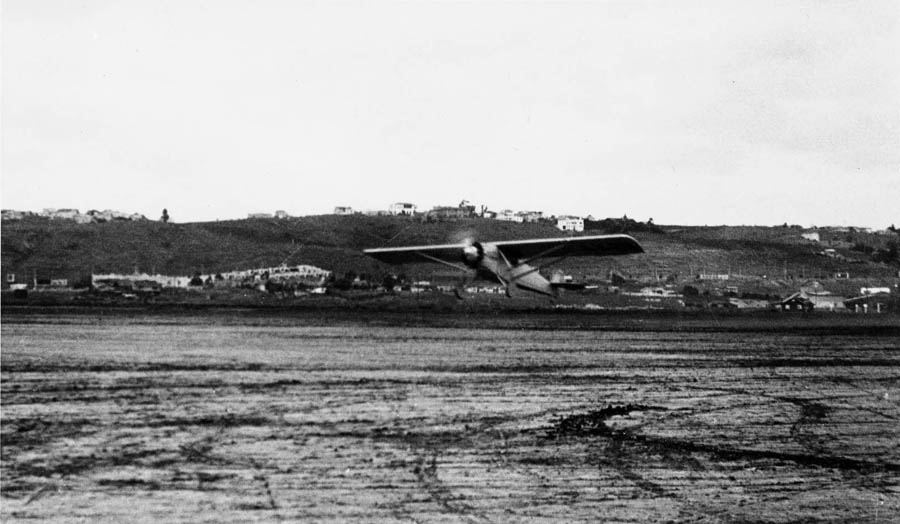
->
left=461, top=241, right=484, bottom=268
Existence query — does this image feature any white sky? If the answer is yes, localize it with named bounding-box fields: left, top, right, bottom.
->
left=2, top=0, right=898, bottom=227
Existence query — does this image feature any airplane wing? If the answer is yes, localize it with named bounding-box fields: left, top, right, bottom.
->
left=363, top=242, right=468, bottom=265
left=364, top=234, right=643, bottom=265
left=493, top=234, right=643, bottom=261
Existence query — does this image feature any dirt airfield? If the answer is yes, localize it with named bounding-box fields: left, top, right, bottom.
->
left=2, top=310, right=899, bottom=523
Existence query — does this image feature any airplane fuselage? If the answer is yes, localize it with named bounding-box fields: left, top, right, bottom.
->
left=470, top=242, right=555, bottom=296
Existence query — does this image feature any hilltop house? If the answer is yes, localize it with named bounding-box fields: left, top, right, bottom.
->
left=518, top=211, right=544, bottom=223
left=389, top=202, right=417, bottom=216
left=3, top=208, right=145, bottom=223
left=801, top=231, right=820, bottom=242
left=495, top=210, right=524, bottom=223
left=427, top=206, right=471, bottom=220
left=87, top=209, right=147, bottom=222
left=2, top=210, right=31, bottom=221
left=333, top=206, right=354, bottom=215
left=42, top=208, right=81, bottom=220
left=556, top=216, right=584, bottom=232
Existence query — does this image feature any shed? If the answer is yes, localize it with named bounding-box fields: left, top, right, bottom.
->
left=779, top=293, right=814, bottom=312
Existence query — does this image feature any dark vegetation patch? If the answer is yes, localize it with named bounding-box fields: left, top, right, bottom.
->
left=371, top=414, right=523, bottom=449
left=1, top=417, right=96, bottom=449
left=545, top=406, right=900, bottom=475
left=237, top=377, right=419, bottom=392
left=630, top=433, right=900, bottom=474
left=147, top=414, right=272, bottom=428
left=96, top=478, right=163, bottom=489
left=732, top=358, right=900, bottom=368
left=4, top=447, right=165, bottom=485
left=546, top=404, right=662, bottom=439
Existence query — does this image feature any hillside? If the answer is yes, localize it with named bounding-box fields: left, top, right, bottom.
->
left=2, top=215, right=898, bottom=295
left=1, top=215, right=562, bottom=283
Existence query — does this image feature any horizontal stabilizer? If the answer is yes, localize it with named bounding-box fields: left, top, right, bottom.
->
left=549, top=282, right=587, bottom=290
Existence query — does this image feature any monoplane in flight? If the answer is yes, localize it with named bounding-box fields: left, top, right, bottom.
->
left=364, top=234, right=644, bottom=298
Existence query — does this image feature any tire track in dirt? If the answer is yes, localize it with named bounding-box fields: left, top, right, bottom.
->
left=4, top=318, right=899, bottom=523
left=411, top=450, right=492, bottom=524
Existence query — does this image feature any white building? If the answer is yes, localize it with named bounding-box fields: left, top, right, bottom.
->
left=333, top=206, right=354, bottom=215
left=92, top=272, right=192, bottom=289
left=801, top=232, right=820, bottom=242
left=209, top=264, right=332, bottom=283
left=495, top=210, right=524, bottom=223
left=698, top=273, right=730, bottom=281
left=556, top=216, right=584, bottom=232
left=42, top=208, right=81, bottom=220
left=389, top=202, right=417, bottom=216
left=518, top=211, right=543, bottom=223
left=2, top=210, right=32, bottom=221
left=86, top=210, right=147, bottom=222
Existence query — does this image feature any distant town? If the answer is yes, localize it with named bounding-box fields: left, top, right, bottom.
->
left=247, top=201, right=591, bottom=232
left=4, top=201, right=896, bottom=236
left=2, top=201, right=898, bottom=313
left=2, top=208, right=148, bottom=223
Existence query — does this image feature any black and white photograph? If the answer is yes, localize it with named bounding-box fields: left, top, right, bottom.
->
left=2, top=1, right=899, bottom=522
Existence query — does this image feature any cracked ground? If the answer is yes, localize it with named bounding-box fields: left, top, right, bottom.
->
left=2, top=313, right=899, bottom=523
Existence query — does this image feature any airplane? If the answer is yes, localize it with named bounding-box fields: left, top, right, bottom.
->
left=364, top=234, right=644, bottom=298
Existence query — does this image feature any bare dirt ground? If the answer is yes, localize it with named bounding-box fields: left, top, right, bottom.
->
left=2, top=312, right=899, bottom=523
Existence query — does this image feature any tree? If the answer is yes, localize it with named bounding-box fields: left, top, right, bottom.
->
left=161, top=209, right=170, bottom=223
left=609, top=271, right=627, bottom=286
left=331, top=276, right=353, bottom=291
left=873, top=241, right=900, bottom=265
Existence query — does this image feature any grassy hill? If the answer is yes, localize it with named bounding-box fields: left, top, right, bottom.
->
left=1, top=215, right=562, bottom=283
left=2, top=215, right=898, bottom=295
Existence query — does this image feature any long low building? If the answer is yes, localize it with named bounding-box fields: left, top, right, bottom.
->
left=92, top=272, right=192, bottom=289
left=92, top=264, right=332, bottom=291
left=207, top=264, right=331, bottom=283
